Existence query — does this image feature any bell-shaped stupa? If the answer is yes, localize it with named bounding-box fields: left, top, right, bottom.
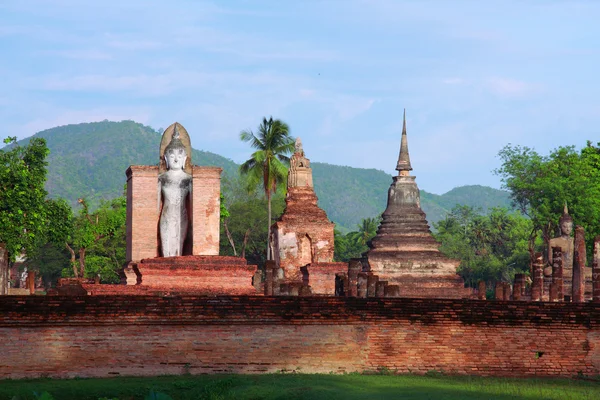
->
left=364, top=110, right=471, bottom=298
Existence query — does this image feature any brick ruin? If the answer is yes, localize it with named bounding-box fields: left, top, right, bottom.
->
left=269, top=138, right=345, bottom=295
left=6, top=115, right=600, bottom=381
left=119, top=122, right=256, bottom=294
left=1, top=295, right=599, bottom=379
left=360, top=111, right=472, bottom=299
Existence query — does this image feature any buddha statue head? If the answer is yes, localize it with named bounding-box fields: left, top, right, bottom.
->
left=558, top=203, right=573, bottom=237
left=164, top=125, right=187, bottom=171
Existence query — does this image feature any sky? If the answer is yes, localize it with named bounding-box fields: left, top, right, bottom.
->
left=1, top=0, right=599, bottom=194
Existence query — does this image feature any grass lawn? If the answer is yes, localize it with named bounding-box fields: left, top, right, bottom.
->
left=1, top=373, right=599, bottom=400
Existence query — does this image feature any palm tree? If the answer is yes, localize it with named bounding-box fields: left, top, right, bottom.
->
left=239, top=117, right=295, bottom=260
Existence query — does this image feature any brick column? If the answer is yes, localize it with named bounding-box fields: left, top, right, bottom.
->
left=347, top=259, right=361, bottom=297
left=191, top=166, right=222, bottom=255
left=512, top=274, right=523, bottom=301
left=531, top=253, right=543, bottom=301
left=495, top=282, right=503, bottom=300
left=593, top=236, right=600, bottom=302
left=552, top=246, right=563, bottom=302
left=477, top=281, right=486, bottom=300
left=357, top=272, right=368, bottom=298
left=264, top=261, right=275, bottom=296
left=126, top=166, right=159, bottom=263
left=572, top=226, right=586, bottom=303
left=367, top=274, right=379, bottom=297
left=502, top=282, right=511, bottom=301
left=385, top=285, right=400, bottom=297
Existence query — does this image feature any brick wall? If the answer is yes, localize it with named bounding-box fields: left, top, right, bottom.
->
left=1, top=296, right=598, bottom=379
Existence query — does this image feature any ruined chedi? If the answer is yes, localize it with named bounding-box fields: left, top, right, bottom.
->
left=364, top=110, right=471, bottom=298
left=270, top=138, right=336, bottom=284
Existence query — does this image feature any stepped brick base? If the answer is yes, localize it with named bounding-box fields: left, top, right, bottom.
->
left=125, top=255, right=258, bottom=295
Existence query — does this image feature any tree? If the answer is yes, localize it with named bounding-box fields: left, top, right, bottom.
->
left=495, top=142, right=600, bottom=258
left=434, top=206, right=535, bottom=288
left=239, top=117, right=295, bottom=260
left=23, top=198, right=73, bottom=287
left=0, top=136, right=50, bottom=293
left=65, top=197, right=126, bottom=281
left=334, top=217, right=380, bottom=262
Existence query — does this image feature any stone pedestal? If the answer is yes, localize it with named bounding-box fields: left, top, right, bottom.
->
left=128, top=255, right=257, bottom=295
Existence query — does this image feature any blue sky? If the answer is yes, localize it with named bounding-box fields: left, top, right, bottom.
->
left=1, top=0, right=599, bottom=194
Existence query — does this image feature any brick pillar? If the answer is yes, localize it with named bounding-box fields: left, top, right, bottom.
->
left=126, top=166, right=159, bottom=263
left=0, top=243, right=7, bottom=295
left=273, top=266, right=284, bottom=296
left=385, top=285, right=400, bottom=297
left=477, top=281, right=486, bottom=300
left=531, top=252, right=543, bottom=301
left=572, top=226, right=586, bottom=303
left=191, top=166, right=222, bottom=255
left=367, top=274, right=378, bottom=297
left=552, top=246, right=563, bottom=302
left=494, top=282, right=503, bottom=300
left=376, top=281, right=387, bottom=298
left=549, top=283, right=558, bottom=302
left=264, top=261, right=274, bottom=296
left=27, top=271, right=35, bottom=295
left=593, top=236, right=600, bottom=302
left=502, top=282, right=511, bottom=301
left=357, top=272, right=368, bottom=298
left=512, top=275, right=522, bottom=301
left=347, top=259, right=361, bottom=297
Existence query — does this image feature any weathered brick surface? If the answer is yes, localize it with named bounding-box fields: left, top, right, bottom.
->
left=303, top=262, right=347, bottom=295
left=0, top=296, right=599, bottom=379
left=126, top=166, right=160, bottom=262
left=191, top=166, right=221, bottom=256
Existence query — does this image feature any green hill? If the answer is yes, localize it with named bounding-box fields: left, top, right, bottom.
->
left=17, top=120, right=511, bottom=231
left=22, top=120, right=238, bottom=206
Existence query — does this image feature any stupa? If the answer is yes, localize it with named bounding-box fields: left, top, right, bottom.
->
left=363, top=111, right=471, bottom=298
left=269, top=138, right=344, bottom=294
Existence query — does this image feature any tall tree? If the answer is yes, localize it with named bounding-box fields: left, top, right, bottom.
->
left=434, top=205, right=534, bottom=288
left=239, top=117, right=294, bottom=260
left=495, top=142, right=600, bottom=257
left=0, top=136, right=50, bottom=293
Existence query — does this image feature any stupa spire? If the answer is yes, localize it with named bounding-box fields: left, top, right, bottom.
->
left=395, top=109, right=413, bottom=174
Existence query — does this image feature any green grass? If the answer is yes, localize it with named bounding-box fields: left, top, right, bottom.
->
left=1, top=373, right=599, bottom=400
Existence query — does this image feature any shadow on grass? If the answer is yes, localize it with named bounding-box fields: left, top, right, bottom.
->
left=1, top=374, right=599, bottom=400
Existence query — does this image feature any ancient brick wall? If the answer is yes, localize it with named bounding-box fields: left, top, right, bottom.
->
left=191, top=166, right=221, bottom=256
left=126, top=166, right=160, bottom=262
left=0, top=296, right=598, bottom=379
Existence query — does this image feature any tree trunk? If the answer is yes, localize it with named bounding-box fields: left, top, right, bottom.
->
left=267, top=191, right=272, bottom=260
left=241, top=229, right=250, bottom=260
left=223, top=219, right=237, bottom=256
left=66, top=243, right=78, bottom=277
left=79, top=247, right=86, bottom=278
left=0, top=243, right=8, bottom=295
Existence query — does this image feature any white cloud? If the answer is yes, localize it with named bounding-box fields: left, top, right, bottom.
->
left=486, top=77, right=541, bottom=97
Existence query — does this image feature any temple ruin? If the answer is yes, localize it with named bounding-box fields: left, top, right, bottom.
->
left=269, top=138, right=345, bottom=294
left=361, top=110, right=471, bottom=298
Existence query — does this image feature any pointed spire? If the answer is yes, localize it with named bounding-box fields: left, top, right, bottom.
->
left=395, top=109, right=413, bottom=173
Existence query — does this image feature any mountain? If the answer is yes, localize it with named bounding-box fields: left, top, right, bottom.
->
left=17, top=120, right=512, bottom=231
left=24, top=120, right=238, bottom=206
